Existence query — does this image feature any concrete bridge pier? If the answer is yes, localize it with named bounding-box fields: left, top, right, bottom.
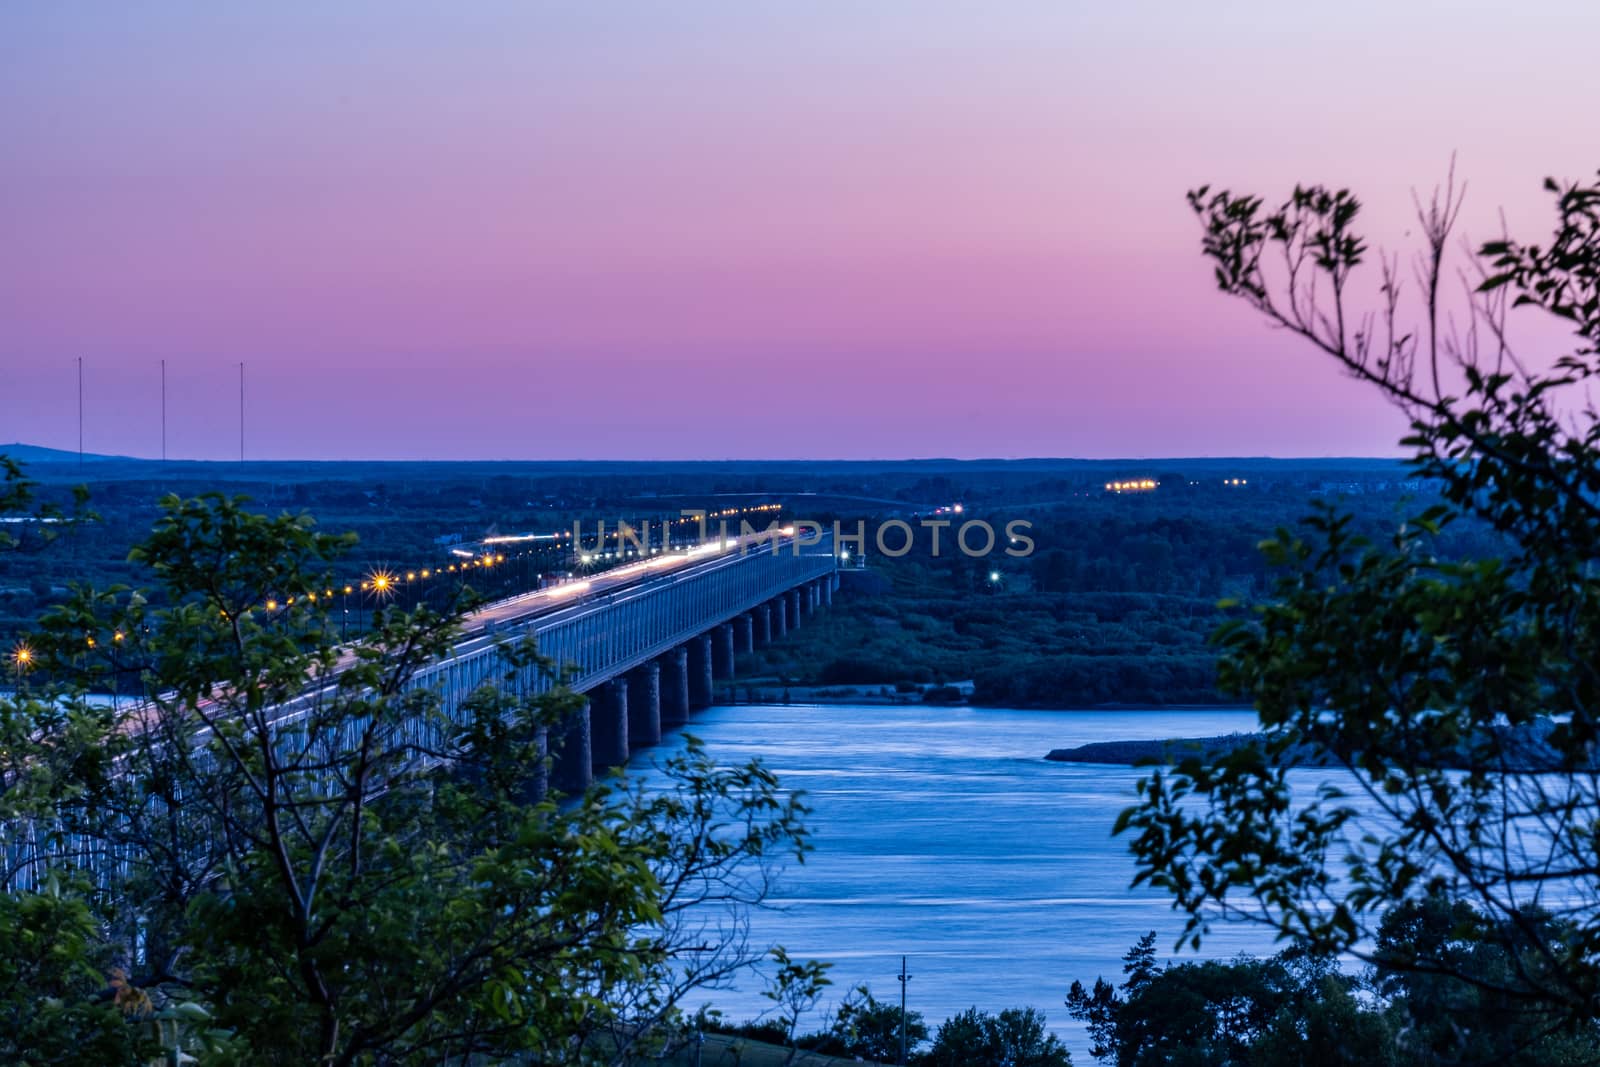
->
left=526, top=725, right=549, bottom=802
left=786, top=589, right=803, bottom=631
left=687, top=633, right=715, bottom=709
left=551, top=699, right=592, bottom=795
left=712, top=623, right=736, bottom=680
left=627, top=661, right=662, bottom=748
left=660, top=647, right=691, bottom=726
left=821, top=578, right=834, bottom=607
left=590, top=678, right=629, bottom=771
left=734, top=613, right=755, bottom=655
left=770, top=597, right=788, bottom=638
left=754, top=603, right=773, bottom=646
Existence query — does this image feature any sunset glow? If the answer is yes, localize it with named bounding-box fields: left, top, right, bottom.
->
left=3, top=2, right=1597, bottom=459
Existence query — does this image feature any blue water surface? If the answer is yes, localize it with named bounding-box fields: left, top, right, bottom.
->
left=627, top=704, right=1301, bottom=1056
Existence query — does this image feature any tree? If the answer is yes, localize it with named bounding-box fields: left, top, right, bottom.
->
left=1369, top=897, right=1598, bottom=1066
left=818, top=984, right=929, bottom=1063
left=761, top=947, right=833, bottom=1064
left=0, top=874, right=160, bottom=1066
left=919, top=1006, right=1072, bottom=1067
left=3, top=491, right=810, bottom=1064
left=1066, top=934, right=1394, bottom=1067
left=1118, top=168, right=1600, bottom=1023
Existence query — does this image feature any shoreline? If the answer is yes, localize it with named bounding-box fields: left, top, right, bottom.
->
left=719, top=685, right=1252, bottom=713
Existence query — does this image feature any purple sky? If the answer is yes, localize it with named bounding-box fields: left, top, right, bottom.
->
left=3, top=3, right=1597, bottom=461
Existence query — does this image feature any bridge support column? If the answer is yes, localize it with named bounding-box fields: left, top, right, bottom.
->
left=525, top=725, right=549, bottom=802
left=712, top=623, right=735, bottom=680
left=687, top=634, right=714, bottom=709
left=787, top=589, right=803, bottom=630
left=771, top=597, right=788, bottom=638
left=660, top=647, right=691, bottom=726
left=754, top=603, right=773, bottom=646
left=735, top=613, right=755, bottom=655
left=552, top=700, right=592, bottom=795
left=590, top=678, right=629, bottom=771
left=627, top=661, right=662, bottom=748
left=821, top=578, right=833, bottom=607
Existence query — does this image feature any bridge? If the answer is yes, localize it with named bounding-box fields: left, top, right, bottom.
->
left=426, top=529, right=838, bottom=793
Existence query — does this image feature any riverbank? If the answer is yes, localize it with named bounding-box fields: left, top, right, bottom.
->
left=718, top=681, right=975, bottom=706
left=720, top=685, right=1251, bottom=712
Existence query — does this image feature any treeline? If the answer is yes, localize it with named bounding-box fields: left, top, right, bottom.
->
left=1067, top=899, right=1596, bottom=1066
left=712, top=986, right=1071, bottom=1067
left=758, top=492, right=1507, bottom=707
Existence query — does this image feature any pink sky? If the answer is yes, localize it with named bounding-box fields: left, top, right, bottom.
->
left=3, top=2, right=1597, bottom=460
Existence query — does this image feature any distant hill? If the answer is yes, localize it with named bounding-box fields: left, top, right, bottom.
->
left=0, top=443, right=139, bottom=464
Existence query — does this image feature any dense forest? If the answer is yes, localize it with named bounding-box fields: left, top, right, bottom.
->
left=751, top=484, right=1504, bottom=707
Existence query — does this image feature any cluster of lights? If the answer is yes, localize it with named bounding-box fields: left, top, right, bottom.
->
left=255, top=555, right=509, bottom=615
left=481, top=533, right=565, bottom=545
left=694, top=505, right=780, bottom=521
left=929, top=504, right=966, bottom=516
left=1224, top=478, right=1249, bottom=486
left=1105, top=479, right=1158, bottom=493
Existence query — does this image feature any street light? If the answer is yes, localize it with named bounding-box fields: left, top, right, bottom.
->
left=896, top=956, right=913, bottom=1066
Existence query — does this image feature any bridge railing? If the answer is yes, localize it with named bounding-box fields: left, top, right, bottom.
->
left=472, top=535, right=834, bottom=697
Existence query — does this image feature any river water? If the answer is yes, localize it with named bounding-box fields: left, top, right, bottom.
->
left=627, top=703, right=1295, bottom=1056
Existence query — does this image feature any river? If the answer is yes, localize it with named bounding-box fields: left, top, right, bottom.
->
left=625, top=703, right=1305, bottom=1057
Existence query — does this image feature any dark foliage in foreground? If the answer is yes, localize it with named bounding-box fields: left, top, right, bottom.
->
left=1069, top=912, right=1600, bottom=1066
left=1121, top=168, right=1600, bottom=1028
